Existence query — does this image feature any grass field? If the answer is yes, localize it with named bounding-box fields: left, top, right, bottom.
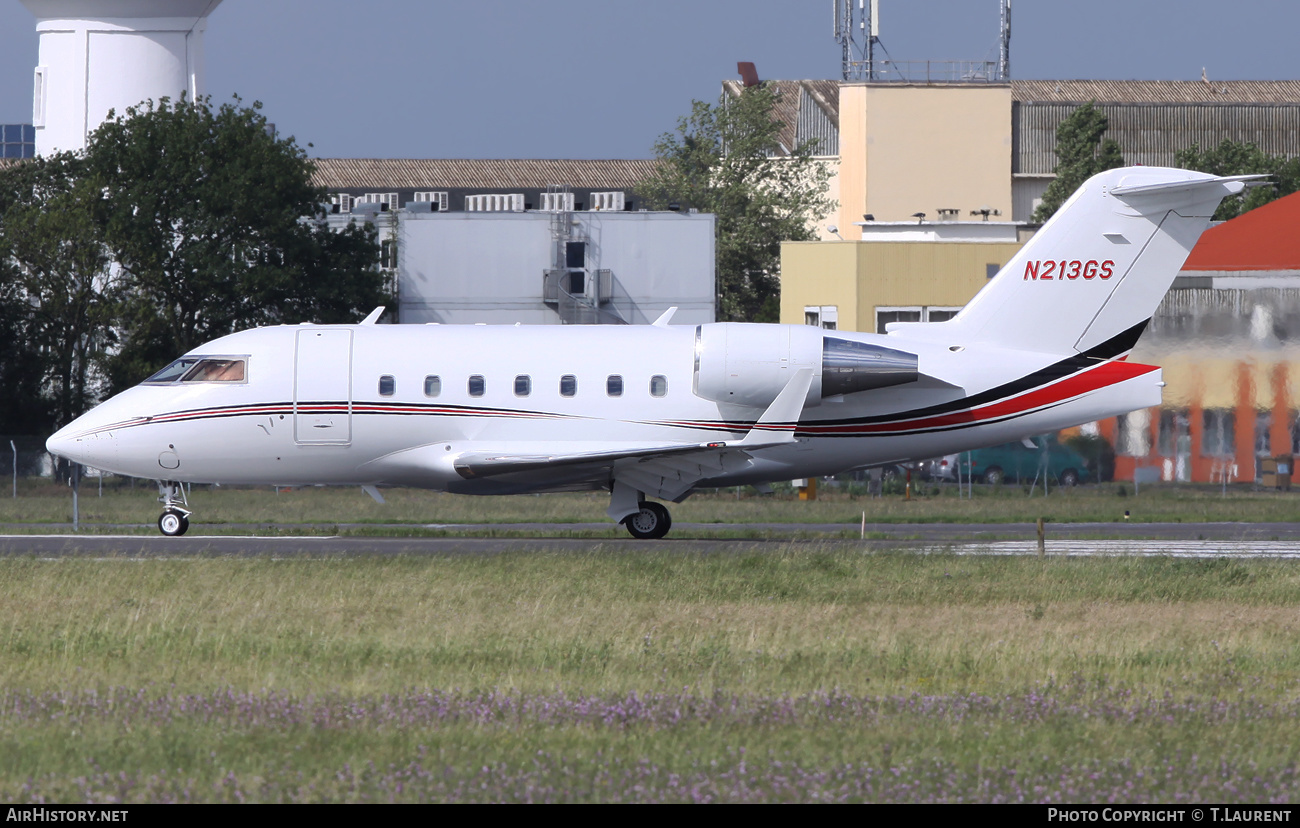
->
left=2, top=547, right=1299, bottom=802
left=5, top=478, right=1300, bottom=533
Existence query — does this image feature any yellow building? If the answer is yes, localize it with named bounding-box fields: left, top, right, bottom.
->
left=781, top=222, right=1029, bottom=334
left=837, top=83, right=1013, bottom=228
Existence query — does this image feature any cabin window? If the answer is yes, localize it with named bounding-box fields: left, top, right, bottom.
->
left=515, top=375, right=531, bottom=396
left=560, top=375, right=577, bottom=397
left=606, top=375, right=623, bottom=397
left=424, top=375, right=441, bottom=397
left=650, top=375, right=668, bottom=397
left=180, top=358, right=246, bottom=383
left=378, top=375, right=395, bottom=396
left=468, top=375, right=485, bottom=397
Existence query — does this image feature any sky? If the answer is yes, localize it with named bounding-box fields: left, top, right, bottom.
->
left=0, top=0, right=1297, bottom=160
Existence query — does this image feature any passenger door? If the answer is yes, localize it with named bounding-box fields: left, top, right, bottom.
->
left=294, top=329, right=353, bottom=445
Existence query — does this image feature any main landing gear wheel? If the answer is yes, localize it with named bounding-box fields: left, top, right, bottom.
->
left=158, top=509, right=189, bottom=537
left=623, top=501, right=672, bottom=540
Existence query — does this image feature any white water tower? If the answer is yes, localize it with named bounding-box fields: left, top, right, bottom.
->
left=22, top=0, right=224, bottom=155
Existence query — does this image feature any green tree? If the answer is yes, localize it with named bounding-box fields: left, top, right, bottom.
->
left=1175, top=139, right=1300, bottom=221
left=1032, top=102, right=1126, bottom=223
left=638, top=85, right=834, bottom=321
left=84, top=96, right=387, bottom=390
left=0, top=153, right=116, bottom=430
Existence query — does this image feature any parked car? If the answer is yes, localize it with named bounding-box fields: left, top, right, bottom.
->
left=931, top=436, right=1090, bottom=486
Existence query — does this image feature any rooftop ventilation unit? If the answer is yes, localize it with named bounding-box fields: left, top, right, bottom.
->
left=360, top=192, right=399, bottom=211
left=540, top=192, right=575, bottom=212
left=466, top=193, right=525, bottom=212
left=413, top=191, right=449, bottom=211
left=589, top=191, right=625, bottom=211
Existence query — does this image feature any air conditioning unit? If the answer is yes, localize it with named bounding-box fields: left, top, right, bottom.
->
left=466, top=193, right=525, bottom=212
left=589, top=191, right=625, bottom=211
left=540, top=192, right=575, bottom=212
left=413, top=191, right=449, bottom=211
left=360, top=192, right=399, bottom=211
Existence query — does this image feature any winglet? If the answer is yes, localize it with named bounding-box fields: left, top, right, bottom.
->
left=740, top=368, right=812, bottom=446
left=360, top=307, right=386, bottom=325
left=651, top=307, right=678, bottom=327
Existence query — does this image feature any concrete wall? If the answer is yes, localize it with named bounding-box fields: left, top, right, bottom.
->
left=357, top=210, right=716, bottom=326
left=780, top=236, right=1025, bottom=333
left=837, top=83, right=1014, bottom=229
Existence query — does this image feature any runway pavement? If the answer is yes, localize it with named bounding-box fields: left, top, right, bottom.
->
left=3, top=521, right=1300, bottom=557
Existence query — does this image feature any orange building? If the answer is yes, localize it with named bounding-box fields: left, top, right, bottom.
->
left=1106, top=192, right=1300, bottom=484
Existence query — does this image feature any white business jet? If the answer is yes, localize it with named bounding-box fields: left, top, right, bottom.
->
left=46, top=167, right=1253, bottom=538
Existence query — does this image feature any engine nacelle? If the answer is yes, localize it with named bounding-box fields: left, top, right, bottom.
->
left=692, top=323, right=919, bottom=409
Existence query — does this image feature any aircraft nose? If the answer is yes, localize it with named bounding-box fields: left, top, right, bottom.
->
left=46, top=422, right=116, bottom=469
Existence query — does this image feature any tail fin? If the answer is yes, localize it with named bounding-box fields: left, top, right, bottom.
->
left=892, top=167, right=1257, bottom=357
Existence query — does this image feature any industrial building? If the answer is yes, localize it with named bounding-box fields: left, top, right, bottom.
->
left=329, top=201, right=715, bottom=327
left=314, top=158, right=715, bottom=326
left=1107, top=192, right=1300, bottom=484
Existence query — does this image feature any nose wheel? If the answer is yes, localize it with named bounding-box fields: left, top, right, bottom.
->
left=622, top=501, right=672, bottom=539
left=156, top=481, right=192, bottom=536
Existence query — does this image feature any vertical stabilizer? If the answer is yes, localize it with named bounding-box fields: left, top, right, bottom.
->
left=901, top=167, right=1254, bottom=357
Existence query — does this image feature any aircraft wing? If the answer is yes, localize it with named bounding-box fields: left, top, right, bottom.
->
left=454, top=368, right=815, bottom=500
left=452, top=434, right=791, bottom=500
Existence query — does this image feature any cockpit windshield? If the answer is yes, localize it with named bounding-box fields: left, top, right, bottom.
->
left=142, top=357, right=247, bottom=385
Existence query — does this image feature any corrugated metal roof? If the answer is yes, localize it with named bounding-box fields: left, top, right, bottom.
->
left=1012, top=80, right=1300, bottom=104
left=311, top=158, right=660, bottom=190
left=1014, top=102, right=1300, bottom=174
left=722, top=79, right=840, bottom=155
left=1183, top=190, right=1300, bottom=271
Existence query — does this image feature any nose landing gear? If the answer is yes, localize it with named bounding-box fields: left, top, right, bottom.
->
left=157, top=481, right=191, bottom=536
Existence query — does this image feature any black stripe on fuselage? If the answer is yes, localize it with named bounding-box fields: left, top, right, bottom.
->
left=805, top=319, right=1149, bottom=428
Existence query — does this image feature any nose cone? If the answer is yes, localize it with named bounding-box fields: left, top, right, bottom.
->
left=46, top=419, right=118, bottom=470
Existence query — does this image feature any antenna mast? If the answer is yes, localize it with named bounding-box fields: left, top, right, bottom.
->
left=833, top=0, right=878, bottom=81
left=998, top=0, right=1011, bottom=80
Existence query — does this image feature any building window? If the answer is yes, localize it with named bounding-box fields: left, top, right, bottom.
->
left=875, top=306, right=963, bottom=333
left=1256, top=411, right=1273, bottom=457
left=515, top=375, right=531, bottom=396
left=607, top=375, right=623, bottom=397
left=380, top=239, right=398, bottom=270
left=560, top=375, right=577, bottom=397
left=804, top=305, right=838, bottom=330
left=1158, top=409, right=1187, bottom=456
left=468, top=375, right=485, bottom=397
left=568, top=271, right=585, bottom=294
left=378, top=375, right=395, bottom=397
left=424, top=375, right=441, bottom=397
left=876, top=307, right=922, bottom=334
left=1118, top=409, right=1152, bottom=457
left=650, top=375, right=668, bottom=397
left=1201, top=409, right=1235, bottom=457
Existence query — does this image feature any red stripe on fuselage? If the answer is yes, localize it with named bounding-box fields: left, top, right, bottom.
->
left=799, top=360, right=1157, bottom=436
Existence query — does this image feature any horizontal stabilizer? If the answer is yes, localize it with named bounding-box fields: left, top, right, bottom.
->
left=1109, top=174, right=1265, bottom=198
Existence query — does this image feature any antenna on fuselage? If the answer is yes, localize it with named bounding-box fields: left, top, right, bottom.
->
left=360, top=307, right=386, bottom=325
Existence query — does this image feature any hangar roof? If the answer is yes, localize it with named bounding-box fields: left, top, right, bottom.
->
left=1183, top=190, right=1300, bottom=272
